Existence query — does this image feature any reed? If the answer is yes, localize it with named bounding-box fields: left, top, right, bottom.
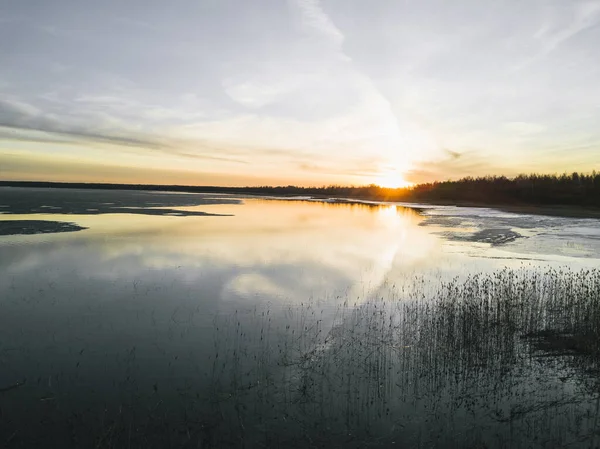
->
left=207, top=267, right=600, bottom=447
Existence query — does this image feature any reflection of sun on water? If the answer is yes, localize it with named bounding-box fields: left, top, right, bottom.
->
left=377, top=205, right=399, bottom=222
left=376, top=205, right=409, bottom=231
left=374, top=171, right=412, bottom=189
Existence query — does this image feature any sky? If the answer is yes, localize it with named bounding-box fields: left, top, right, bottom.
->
left=1, top=0, right=599, bottom=187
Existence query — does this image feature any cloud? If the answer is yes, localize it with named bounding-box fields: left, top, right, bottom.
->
left=3, top=0, right=599, bottom=186
left=2, top=95, right=358, bottom=171
left=0, top=97, right=163, bottom=149
left=222, top=74, right=305, bottom=109
left=291, top=0, right=345, bottom=48
left=0, top=97, right=251, bottom=164
left=444, top=149, right=462, bottom=160
left=0, top=128, right=78, bottom=146
left=0, top=150, right=329, bottom=187
left=511, top=1, right=600, bottom=71
left=4, top=0, right=417, bottom=185
left=0, top=151, right=256, bottom=186
left=403, top=150, right=502, bottom=184
left=535, top=1, right=600, bottom=55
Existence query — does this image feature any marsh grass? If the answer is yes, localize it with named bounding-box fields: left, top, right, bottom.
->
left=206, top=268, right=600, bottom=448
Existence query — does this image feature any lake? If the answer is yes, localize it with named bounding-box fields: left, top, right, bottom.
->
left=1, top=187, right=600, bottom=448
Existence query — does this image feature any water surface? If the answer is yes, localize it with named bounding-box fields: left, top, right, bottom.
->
left=1, top=187, right=600, bottom=448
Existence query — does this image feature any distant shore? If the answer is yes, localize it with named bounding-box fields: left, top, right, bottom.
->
left=327, top=198, right=600, bottom=219
left=2, top=180, right=600, bottom=219
left=395, top=199, right=600, bottom=219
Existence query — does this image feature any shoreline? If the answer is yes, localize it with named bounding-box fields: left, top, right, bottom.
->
left=2, top=182, right=600, bottom=219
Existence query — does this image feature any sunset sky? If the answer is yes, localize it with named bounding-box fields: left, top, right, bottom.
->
left=1, top=0, right=599, bottom=187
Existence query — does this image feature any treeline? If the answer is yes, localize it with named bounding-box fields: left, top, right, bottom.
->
left=231, top=173, right=600, bottom=207
left=407, top=172, right=600, bottom=207
left=1, top=172, right=599, bottom=207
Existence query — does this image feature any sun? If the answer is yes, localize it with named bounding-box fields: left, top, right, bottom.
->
left=374, top=171, right=412, bottom=189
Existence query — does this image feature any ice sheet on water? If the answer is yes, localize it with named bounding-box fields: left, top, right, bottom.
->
left=0, top=220, right=87, bottom=236
left=417, top=205, right=600, bottom=258
left=0, top=187, right=240, bottom=216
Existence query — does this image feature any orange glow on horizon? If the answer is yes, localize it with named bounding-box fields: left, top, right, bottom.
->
left=373, top=171, right=412, bottom=189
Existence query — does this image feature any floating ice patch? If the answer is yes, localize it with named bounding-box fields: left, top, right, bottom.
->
left=437, top=228, right=524, bottom=246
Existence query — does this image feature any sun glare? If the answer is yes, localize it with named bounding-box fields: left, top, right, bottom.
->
left=374, top=172, right=412, bottom=189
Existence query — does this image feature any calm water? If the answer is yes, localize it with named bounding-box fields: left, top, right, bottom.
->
left=1, top=187, right=600, bottom=448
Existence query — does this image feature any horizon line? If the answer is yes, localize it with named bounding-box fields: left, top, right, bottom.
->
left=1, top=170, right=599, bottom=191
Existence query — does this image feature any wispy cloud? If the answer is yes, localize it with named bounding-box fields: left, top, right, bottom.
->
left=291, top=0, right=345, bottom=49
left=0, top=151, right=261, bottom=186
left=222, top=74, right=305, bottom=109
left=0, top=98, right=250, bottom=165
left=0, top=97, right=164, bottom=149
left=535, top=1, right=600, bottom=55
left=511, top=1, right=600, bottom=71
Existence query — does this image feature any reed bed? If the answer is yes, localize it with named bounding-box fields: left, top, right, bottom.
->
left=207, top=268, right=600, bottom=448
